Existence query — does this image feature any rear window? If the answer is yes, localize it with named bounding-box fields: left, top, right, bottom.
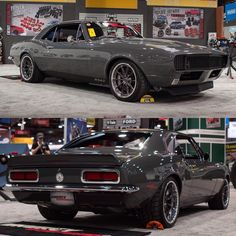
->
left=64, top=132, right=152, bottom=150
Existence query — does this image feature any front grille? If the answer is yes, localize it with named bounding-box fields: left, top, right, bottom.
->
left=175, top=55, right=228, bottom=71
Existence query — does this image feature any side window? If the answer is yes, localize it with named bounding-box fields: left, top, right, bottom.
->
left=86, top=22, right=104, bottom=39
left=42, top=27, right=56, bottom=41
left=175, top=136, right=201, bottom=160
left=54, top=24, right=83, bottom=43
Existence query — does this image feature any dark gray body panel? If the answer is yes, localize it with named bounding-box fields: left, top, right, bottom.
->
left=9, top=21, right=227, bottom=93
left=4, top=129, right=229, bottom=212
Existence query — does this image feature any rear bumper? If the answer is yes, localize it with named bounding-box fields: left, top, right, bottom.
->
left=164, top=81, right=213, bottom=96
left=4, top=184, right=140, bottom=194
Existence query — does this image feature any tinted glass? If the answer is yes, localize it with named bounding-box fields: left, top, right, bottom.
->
left=85, top=22, right=104, bottom=40
left=42, top=27, right=56, bottom=41
left=54, top=24, right=80, bottom=42
left=175, top=137, right=200, bottom=159
left=86, top=22, right=141, bottom=39
left=64, top=132, right=152, bottom=150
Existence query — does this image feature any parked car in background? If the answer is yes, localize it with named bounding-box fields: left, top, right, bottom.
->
left=10, top=25, right=25, bottom=35
left=153, top=15, right=168, bottom=29
left=170, top=21, right=186, bottom=29
left=4, top=129, right=230, bottom=228
left=9, top=20, right=228, bottom=102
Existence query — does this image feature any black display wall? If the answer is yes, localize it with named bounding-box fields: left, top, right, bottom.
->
left=0, top=0, right=216, bottom=63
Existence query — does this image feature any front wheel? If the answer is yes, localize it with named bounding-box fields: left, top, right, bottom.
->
left=38, top=205, right=78, bottom=221
left=208, top=179, right=230, bottom=210
left=109, top=60, right=149, bottom=102
left=20, top=54, right=44, bottom=83
left=139, top=177, right=180, bottom=228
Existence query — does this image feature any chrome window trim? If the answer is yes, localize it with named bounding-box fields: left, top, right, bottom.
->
left=81, top=169, right=120, bottom=184
left=9, top=169, right=39, bottom=183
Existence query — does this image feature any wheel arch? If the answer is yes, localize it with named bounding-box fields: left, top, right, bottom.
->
left=226, top=174, right=230, bottom=183
left=105, top=56, right=146, bottom=81
left=166, top=173, right=182, bottom=194
left=20, top=50, right=32, bottom=60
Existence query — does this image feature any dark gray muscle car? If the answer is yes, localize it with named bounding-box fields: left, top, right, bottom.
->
left=9, top=21, right=228, bottom=102
left=3, top=129, right=230, bottom=228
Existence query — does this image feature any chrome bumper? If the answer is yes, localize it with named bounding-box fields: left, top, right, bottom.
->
left=4, top=184, right=140, bottom=193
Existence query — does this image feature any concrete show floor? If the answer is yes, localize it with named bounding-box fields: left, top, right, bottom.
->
left=0, top=188, right=236, bottom=236
left=0, top=64, right=236, bottom=118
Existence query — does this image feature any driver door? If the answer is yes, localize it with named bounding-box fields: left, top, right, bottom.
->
left=176, top=135, right=216, bottom=201
left=38, top=23, right=91, bottom=81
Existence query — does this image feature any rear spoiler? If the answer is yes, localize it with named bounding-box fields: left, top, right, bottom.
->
left=7, top=154, right=122, bottom=168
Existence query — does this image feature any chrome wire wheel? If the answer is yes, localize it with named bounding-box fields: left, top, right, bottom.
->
left=20, top=55, right=34, bottom=81
left=163, top=180, right=179, bottom=225
left=222, top=181, right=230, bottom=208
left=111, top=63, right=137, bottom=99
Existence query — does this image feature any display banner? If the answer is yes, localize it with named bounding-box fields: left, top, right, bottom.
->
left=103, top=118, right=141, bottom=130
left=79, top=13, right=144, bottom=35
left=0, top=129, right=10, bottom=144
left=153, top=7, right=204, bottom=39
left=225, top=2, right=236, bottom=22
left=85, top=0, right=138, bottom=9
left=226, top=143, right=236, bottom=162
left=206, top=118, right=221, bottom=128
left=147, top=0, right=217, bottom=8
left=6, top=4, right=63, bottom=36
left=66, top=118, right=88, bottom=143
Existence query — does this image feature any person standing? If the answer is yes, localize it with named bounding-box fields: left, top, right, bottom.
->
left=31, top=132, right=51, bottom=155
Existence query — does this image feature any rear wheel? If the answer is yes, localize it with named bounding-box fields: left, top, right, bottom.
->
left=109, top=60, right=149, bottom=102
left=139, top=177, right=180, bottom=228
left=20, top=54, right=44, bottom=83
left=208, top=179, right=230, bottom=210
left=38, top=205, right=78, bottom=220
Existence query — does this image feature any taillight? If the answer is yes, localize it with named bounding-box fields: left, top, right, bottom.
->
left=9, top=170, right=38, bottom=182
left=82, top=170, right=119, bottom=183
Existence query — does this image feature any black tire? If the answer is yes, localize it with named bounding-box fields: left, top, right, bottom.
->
left=158, top=30, right=164, bottom=38
left=109, top=60, right=149, bottom=102
left=208, top=179, right=230, bottom=210
left=38, top=205, right=78, bottom=221
left=165, top=28, right=171, bottom=35
left=13, top=30, right=19, bottom=35
left=139, top=177, right=180, bottom=228
left=20, top=54, right=44, bottom=83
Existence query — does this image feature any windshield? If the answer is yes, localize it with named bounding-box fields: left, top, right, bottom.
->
left=85, top=21, right=142, bottom=40
left=63, top=132, right=151, bottom=150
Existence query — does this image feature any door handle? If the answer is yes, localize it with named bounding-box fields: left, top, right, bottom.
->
left=46, top=46, right=54, bottom=49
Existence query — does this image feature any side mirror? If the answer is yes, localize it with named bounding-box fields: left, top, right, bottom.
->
left=0, top=155, right=8, bottom=165
left=0, top=27, right=3, bottom=34
left=204, top=153, right=210, bottom=161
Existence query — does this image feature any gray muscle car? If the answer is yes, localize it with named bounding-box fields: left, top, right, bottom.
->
left=2, top=129, right=230, bottom=228
left=9, top=21, right=228, bottom=102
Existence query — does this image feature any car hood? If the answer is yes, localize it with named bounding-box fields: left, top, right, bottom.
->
left=101, top=37, right=224, bottom=55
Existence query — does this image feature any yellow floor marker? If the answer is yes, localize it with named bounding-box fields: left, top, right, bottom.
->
left=140, top=95, right=155, bottom=103
left=146, top=220, right=164, bottom=230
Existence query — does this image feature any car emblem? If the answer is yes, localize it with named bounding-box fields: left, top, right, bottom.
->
left=56, top=172, right=64, bottom=183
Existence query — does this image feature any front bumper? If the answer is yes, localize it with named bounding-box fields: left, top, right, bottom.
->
left=4, top=184, right=140, bottom=194
left=164, top=81, right=213, bottom=96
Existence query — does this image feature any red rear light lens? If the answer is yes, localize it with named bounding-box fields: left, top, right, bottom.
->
left=10, top=171, right=38, bottom=182
left=83, top=171, right=119, bottom=183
